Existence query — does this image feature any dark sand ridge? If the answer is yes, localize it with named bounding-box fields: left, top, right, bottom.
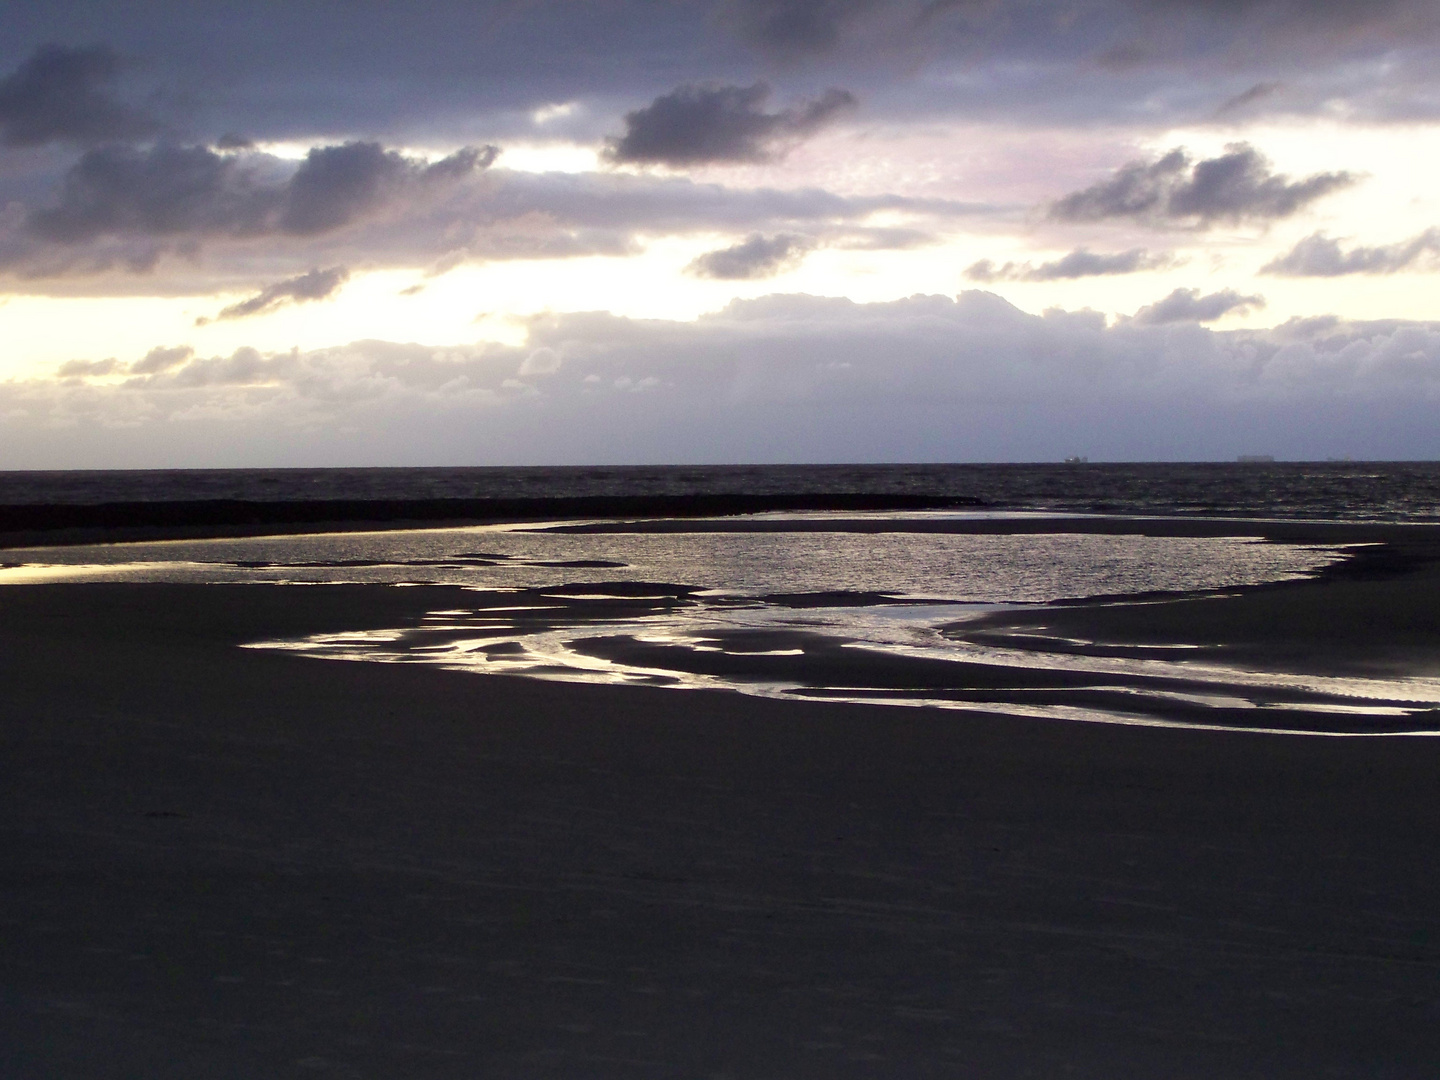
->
left=0, top=493, right=974, bottom=550
left=3, top=543, right=1440, bottom=1076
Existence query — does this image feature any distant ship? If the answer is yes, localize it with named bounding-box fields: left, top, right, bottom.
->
left=1237, top=454, right=1275, bottom=463
left=1063, top=456, right=1088, bottom=464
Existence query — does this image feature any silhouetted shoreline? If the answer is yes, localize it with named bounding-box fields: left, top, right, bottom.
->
left=0, top=492, right=977, bottom=548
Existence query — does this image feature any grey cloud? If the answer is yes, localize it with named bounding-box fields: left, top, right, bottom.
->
left=0, top=0, right=1436, bottom=154
left=966, top=247, right=1176, bottom=282
left=719, top=0, right=886, bottom=55
left=686, top=232, right=813, bottom=279
left=1050, top=144, right=1354, bottom=227
left=1132, top=287, right=1265, bottom=324
left=1261, top=229, right=1440, bottom=276
left=130, top=344, right=194, bottom=374
left=1215, top=81, right=1280, bottom=116
left=202, top=266, right=349, bottom=324
left=24, top=141, right=496, bottom=247
left=13, top=292, right=1440, bottom=466
left=1127, top=0, right=1415, bottom=29
left=4, top=162, right=992, bottom=287
left=28, top=143, right=279, bottom=243
left=57, top=344, right=194, bottom=378
left=279, top=142, right=413, bottom=236
left=0, top=43, right=152, bottom=147
left=56, top=356, right=124, bottom=378
left=214, top=132, right=253, bottom=151
left=604, top=82, right=856, bottom=167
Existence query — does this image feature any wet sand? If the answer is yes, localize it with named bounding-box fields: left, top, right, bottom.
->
left=4, top=523, right=1440, bottom=1077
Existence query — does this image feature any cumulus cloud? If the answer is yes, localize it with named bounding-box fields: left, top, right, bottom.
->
left=199, top=266, right=350, bottom=324
left=130, top=344, right=195, bottom=374
left=1132, top=287, right=1265, bottom=324
left=1261, top=229, right=1440, bottom=276
left=55, top=356, right=125, bottom=379
left=14, top=292, right=1440, bottom=466
left=0, top=43, right=153, bottom=147
left=966, top=248, right=1176, bottom=282
left=1050, top=144, right=1354, bottom=227
left=25, top=141, right=496, bottom=247
left=604, top=82, right=856, bottom=166
left=686, top=233, right=813, bottom=279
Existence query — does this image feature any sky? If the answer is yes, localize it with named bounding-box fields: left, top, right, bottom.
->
left=1, top=0, right=1438, bottom=466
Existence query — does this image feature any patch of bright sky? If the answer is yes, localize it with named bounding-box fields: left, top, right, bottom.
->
left=494, top=142, right=602, bottom=173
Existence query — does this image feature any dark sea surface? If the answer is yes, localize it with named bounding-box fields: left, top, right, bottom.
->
left=2, top=461, right=1440, bottom=521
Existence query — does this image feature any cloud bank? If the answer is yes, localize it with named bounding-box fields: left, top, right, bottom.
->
left=8, top=292, right=1437, bottom=467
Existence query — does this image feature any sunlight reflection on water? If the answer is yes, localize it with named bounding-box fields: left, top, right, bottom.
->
left=11, top=512, right=1430, bottom=735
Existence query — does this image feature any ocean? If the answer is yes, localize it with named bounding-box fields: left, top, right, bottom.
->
left=3, top=461, right=1440, bottom=520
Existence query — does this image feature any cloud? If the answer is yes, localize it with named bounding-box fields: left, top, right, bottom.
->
left=1132, top=287, right=1265, bottom=324
left=718, top=0, right=886, bottom=55
left=1050, top=144, right=1354, bottom=227
left=3, top=158, right=990, bottom=287
left=0, top=43, right=153, bottom=147
left=1261, top=229, right=1440, bottom=276
left=1215, top=81, right=1281, bottom=116
left=14, top=292, right=1440, bottom=466
left=25, top=141, right=496, bottom=247
left=200, top=267, right=350, bottom=324
left=686, top=233, right=813, bottom=279
left=603, top=82, right=856, bottom=167
left=130, top=344, right=195, bottom=374
left=966, top=248, right=1176, bottom=282
left=55, top=356, right=125, bottom=379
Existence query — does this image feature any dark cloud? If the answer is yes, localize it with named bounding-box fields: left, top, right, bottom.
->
left=0, top=0, right=1434, bottom=151
left=201, top=266, right=349, bottom=324
left=25, top=141, right=496, bottom=246
left=966, top=247, right=1176, bottom=282
left=1050, top=144, right=1354, bottom=227
left=1132, top=286, right=1265, bottom=324
left=604, top=82, right=856, bottom=167
left=686, top=232, right=813, bottom=279
left=27, top=143, right=279, bottom=243
left=214, top=132, right=253, bottom=150
left=279, top=142, right=413, bottom=236
left=718, top=0, right=885, bottom=55
left=1215, top=81, right=1280, bottom=116
left=0, top=43, right=152, bottom=147
left=1126, top=0, right=1414, bottom=31
left=1261, top=229, right=1440, bottom=276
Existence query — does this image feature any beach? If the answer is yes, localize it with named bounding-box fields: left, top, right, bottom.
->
left=4, top=513, right=1440, bottom=1077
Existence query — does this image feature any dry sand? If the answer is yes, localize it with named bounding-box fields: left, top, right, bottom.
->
left=3, top=526, right=1440, bottom=1077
